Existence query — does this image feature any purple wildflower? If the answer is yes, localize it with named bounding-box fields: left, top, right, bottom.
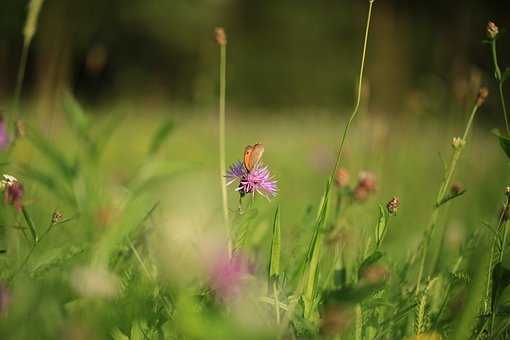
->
left=2, top=175, right=24, bottom=212
left=226, top=160, right=278, bottom=199
left=0, top=119, right=9, bottom=150
left=208, top=252, right=252, bottom=300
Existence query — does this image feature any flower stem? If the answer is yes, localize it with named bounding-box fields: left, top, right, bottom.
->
left=416, top=102, right=480, bottom=293
left=490, top=39, right=510, bottom=135
left=218, top=39, right=231, bottom=257
left=330, top=0, right=374, bottom=180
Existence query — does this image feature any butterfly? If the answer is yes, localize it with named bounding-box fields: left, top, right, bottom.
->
left=243, top=143, right=264, bottom=172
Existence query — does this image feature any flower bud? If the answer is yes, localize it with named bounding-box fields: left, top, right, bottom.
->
left=334, top=168, right=350, bottom=188
left=215, top=27, right=227, bottom=46
left=386, top=196, right=400, bottom=214
left=451, top=137, right=465, bottom=150
left=476, top=87, right=488, bottom=107
left=487, top=21, right=499, bottom=39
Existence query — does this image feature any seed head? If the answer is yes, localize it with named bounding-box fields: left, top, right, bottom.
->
left=476, top=87, right=488, bottom=107
left=487, top=21, right=499, bottom=39
left=505, top=186, right=510, bottom=197
left=215, top=27, right=227, bottom=46
left=52, top=211, right=64, bottom=224
left=451, top=137, right=465, bottom=150
left=334, top=168, right=350, bottom=188
left=386, top=196, right=400, bottom=215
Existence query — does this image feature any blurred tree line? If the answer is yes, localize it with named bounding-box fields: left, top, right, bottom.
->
left=0, top=0, right=508, bottom=117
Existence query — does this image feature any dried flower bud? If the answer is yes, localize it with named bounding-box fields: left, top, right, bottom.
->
left=1, top=175, right=23, bottom=212
left=334, top=168, right=350, bottom=188
left=487, top=21, right=499, bottom=39
left=386, top=196, right=400, bottom=214
left=215, top=27, right=227, bottom=46
left=451, top=137, right=465, bottom=150
left=451, top=182, right=463, bottom=195
left=357, top=171, right=377, bottom=192
left=52, top=211, right=64, bottom=224
left=505, top=186, right=510, bottom=196
left=476, top=87, right=489, bottom=107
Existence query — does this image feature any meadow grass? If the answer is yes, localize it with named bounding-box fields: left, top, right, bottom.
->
left=1, top=1, right=510, bottom=339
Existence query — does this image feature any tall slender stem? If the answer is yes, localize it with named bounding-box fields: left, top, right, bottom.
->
left=416, top=102, right=480, bottom=292
left=330, top=0, right=374, bottom=179
left=217, top=31, right=231, bottom=257
left=490, top=39, right=510, bottom=135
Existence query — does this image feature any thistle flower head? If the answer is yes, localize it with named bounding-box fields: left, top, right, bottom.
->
left=487, top=21, right=499, bottom=39
left=208, top=252, right=252, bottom=300
left=334, top=168, right=350, bottom=188
left=1, top=175, right=23, bottom=212
left=353, top=171, right=377, bottom=202
left=226, top=161, right=278, bottom=199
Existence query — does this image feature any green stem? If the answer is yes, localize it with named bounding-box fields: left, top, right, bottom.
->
left=330, top=0, right=374, bottom=179
left=218, top=42, right=231, bottom=257
left=272, top=280, right=281, bottom=325
left=491, top=39, right=510, bottom=135
left=416, top=103, right=479, bottom=293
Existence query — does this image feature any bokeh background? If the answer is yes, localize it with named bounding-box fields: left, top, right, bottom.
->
left=0, top=0, right=509, bottom=253
left=0, top=1, right=510, bottom=338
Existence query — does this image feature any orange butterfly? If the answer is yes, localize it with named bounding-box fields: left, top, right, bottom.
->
left=243, top=143, right=264, bottom=172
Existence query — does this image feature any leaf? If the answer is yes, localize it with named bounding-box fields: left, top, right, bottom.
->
left=268, top=206, right=281, bottom=282
left=375, top=204, right=389, bottom=248
left=491, top=129, right=510, bottom=159
left=27, top=126, right=77, bottom=181
left=302, top=180, right=331, bottom=319
left=147, top=120, right=174, bottom=157
left=21, top=206, right=37, bottom=244
left=491, top=262, right=510, bottom=311
left=358, top=251, right=384, bottom=279
left=111, top=328, right=129, bottom=340
left=435, top=189, right=466, bottom=208
left=21, top=163, right=75, bottom=205
left=63, top=93, right=91, bottom=141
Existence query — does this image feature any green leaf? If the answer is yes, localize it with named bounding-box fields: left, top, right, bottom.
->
left=375, top=204, right=388, bottom=248
left=491, top=128, right=510, bottom=159
left=27, top=126, right=77, bottom=181
left=358, top=251, right=384, bottom=279
left=491, top=262, right=510, bottom=310
left=21, top=206, right=38, bottom=244
left=147, top=120, right=174, bottom=157
left=268, top=206, right=281, bottom=281
left=111, top=328, right=129, bottom=340
left=435, top=189, right=466, bottom=208
left=302, top=179, right=331, bottom=319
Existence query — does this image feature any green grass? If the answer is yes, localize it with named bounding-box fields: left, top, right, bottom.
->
left=2, top=2, right=510, bottom=339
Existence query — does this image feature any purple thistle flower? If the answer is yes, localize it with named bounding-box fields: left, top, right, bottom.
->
left=226, top=161, right=278, bottom=199
left=208, top=252, right=253, bottom=300
left=0, top=119, right=9, bottom=150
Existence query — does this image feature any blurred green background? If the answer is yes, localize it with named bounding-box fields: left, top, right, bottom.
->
left=0, top=1, right=510, bottom=338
